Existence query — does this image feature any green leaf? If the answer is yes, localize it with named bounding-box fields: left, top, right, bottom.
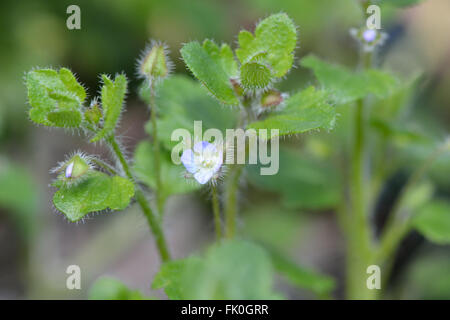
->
left=143, top=75, right=237, bottom=150
left=152, top=259, right=194, bottom=300
left=153, top=240, right=281, bottom=299
left=240, top=61, right=272, bottom=90
left=89, top=277, right=150, bottom=300
left=134, top=141, right=200, bottom=199
left=381, top=0, right=425, bottom=7
left=236, top=13, right=297, bottom=78
left=0, top=158, right=38, bottom=237
left=247, top=147, right=340, bottom=209
left=301, top=55, right=399, bottom=104
left=413, top=200, right=450, bottom=244
left=91, top=74, right=127, bottom=142
left=181, top=41, right=239, bottom=105
left=26, top=68, right=86, bottom=127
left=248, top=86, right=336, bottom=137
left=268, top=247, right=335, bottom=297
left=53, top=171, right=134, bottom=222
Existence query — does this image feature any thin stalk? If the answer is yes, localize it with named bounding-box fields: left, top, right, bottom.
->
left=108, top=136, right=171, bottom=262
left=211, top=185, right=222, bottom=240
left=224, top=164, right=242, bottom=238
left=377, top=139, right=450, bottom=265
left=91, top=158, right=120, bottom=176
left=149, top=80, right=164, bottom=216
left=346, top=47, right=374, bottom=299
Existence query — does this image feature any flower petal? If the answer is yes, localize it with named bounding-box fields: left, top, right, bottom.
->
left=181, top=149, right=197, bottom=174
left=193, top=141, right=211, bottom=153
left=194, top=168, right=214, bottom=184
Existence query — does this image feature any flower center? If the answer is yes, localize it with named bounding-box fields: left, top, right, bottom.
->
left=201, top=158, right=215, bottom=168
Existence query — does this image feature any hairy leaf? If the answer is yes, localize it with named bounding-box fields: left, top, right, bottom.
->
left=413, top=200, right=450, bottom=244
left=236, top=13, right=297, bottom=78
left=181, top=41, right=239, bottom=105
left=26, top=68, right=86, bottom=127
left=91, top=74, right=127, bottom=142
left=53, top=171, right=134, bottom=222
left=301, top=55, right=399, bottom=104
left=249, top=86, right=336, bottom=137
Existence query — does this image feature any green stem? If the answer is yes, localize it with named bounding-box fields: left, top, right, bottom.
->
left=224, top=164, right=242, bottom=238
left=149, top=81, right=164, bottom=216
left=211, top=185, right=222, bottom=240
left=108, top=136, right=171, bottom=262
left=376, top=139, right=450, bottom=265
left=346, top=48, right=374, bottom=299
left=91, top=158, right=120, bottom=176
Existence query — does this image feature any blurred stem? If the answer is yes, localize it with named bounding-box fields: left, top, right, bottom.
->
left=108, top=136, right=171, bottom=262
left=346, top=49, right=374, bottom=299
left=224, top=164, right=242, bottom=238
left=211, top=185, right=222, bottom=240
left=149, top=80, right=164, bottom=216
left=376, top=139, right=450, bottom=266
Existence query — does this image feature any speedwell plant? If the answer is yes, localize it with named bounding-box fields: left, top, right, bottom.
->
left=25, top=5, right=450, bottom=300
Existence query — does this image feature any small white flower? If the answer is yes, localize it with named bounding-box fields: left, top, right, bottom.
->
left=181, top=141, right=223, bottom=185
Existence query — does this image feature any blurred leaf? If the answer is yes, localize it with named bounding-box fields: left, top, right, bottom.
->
left=152, top=258, right=196, bottom=299
left=236, top=13, right=297, bottom=78
left=413, top=200, right=450, bottom=244
left=370, top=118, right=429, bottom=145
left=89, top=277, right=150, bottom=300
left=181, top=41, right=239, bottom=105
left=26, top=68, right=85, bottom=127
left=143, top=75, right=237, bottom=150
left=134, top=141, right=199, bottom=199
left=153, top=240, right=281, bottom=299
left=0, top=158, right=37, bottom=237
left=247, top=147, right=340, bottom=209
left=381, top=0, right=426, bottom=7
left=404, top=255, right=450, bottom=299
left=249, top=87, right=336, bottom=137
left=301, top=55, right=399, bottom=104
left=53, top=171, right=134, bottom=222
left=243, top=206, right=300, bottom=249
left=267, top=247, right=335, bottom=297
left=91, top=74, right=127, bottom=142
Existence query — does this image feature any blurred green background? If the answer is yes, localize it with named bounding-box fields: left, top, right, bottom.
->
left=0, top=0, right=449, bottom=299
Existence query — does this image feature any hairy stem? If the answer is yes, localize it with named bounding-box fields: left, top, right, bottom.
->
left=211, top=185, right=222, bottom=240
left=91, top=157, right=120, bottom=176
left=149, top=81, right=164, bottom=216
left=108, top=136, right=171, bottom=262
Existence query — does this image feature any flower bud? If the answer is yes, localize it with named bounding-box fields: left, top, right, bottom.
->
left=137, top=41, right=172, bottom=80
left=261, top=89, right=283, bottom=108
left=51, top=152, right=93, bottom=187
left=85, top=99, right=102, bottom=125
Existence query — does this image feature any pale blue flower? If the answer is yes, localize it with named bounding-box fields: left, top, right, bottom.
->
left=363, top=29, right=377, bottom=43
left=181, top=141, right=223, bottom=185
left=65, top=161, right=74, bottom=178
